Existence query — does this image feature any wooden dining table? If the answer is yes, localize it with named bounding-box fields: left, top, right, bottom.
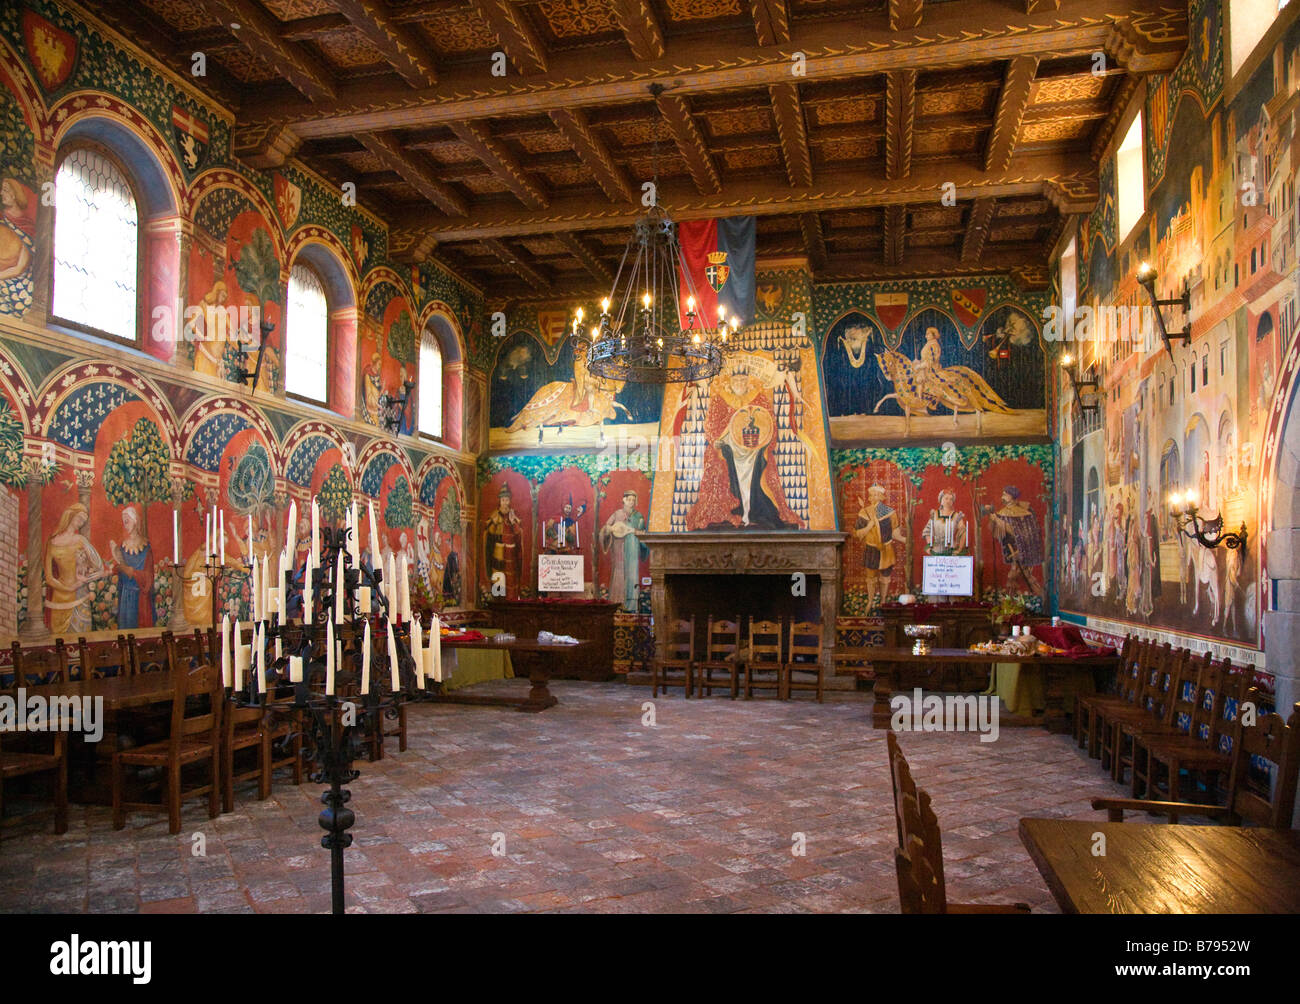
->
left=22, top=671, right=178, bottom=711
left=428, top=637, right=590, bottom=712
left=1019, top=817, right=1300, bottom=913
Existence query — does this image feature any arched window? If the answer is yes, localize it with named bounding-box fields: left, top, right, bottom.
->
left=285, top=262, right=329, bottom=404
left=418, top=329, right=443, bottom=438
left=52, top=145, right=140, bottom=342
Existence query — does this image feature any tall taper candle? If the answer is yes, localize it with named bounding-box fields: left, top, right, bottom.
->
left=310, top=496, right=320, bottom=565
left=247, top=514, right=253, bottom=559
left=205, top=513, right=211, bottom=563
left=233, top=621, right=246, bottom=689
left=368, top=500, right=382, bottom=571
left=334, top=549, right=345, bottom=622
left=361, top=620, right=371, bottom=695
left=325, top=619, right=335, bottom=696
left=286, top=499, right=297, bottom=561
left=348, top=502, right=360, bottom=563
left=386, top=551, right=397, bottom=615
left=278, top=548, right=287, bottom=620
left=219, top=509, right=225, bottom=565
left=256, top=622, right=266, bottom=693
left=173, top=509, right=180, bottom=565
left=386, top=619, right=399, bottom=690
left=411, top=616, right=425, bottom=690
left=303, top=561, right=313, bottom=624
left=250, top=557, right=260, bottom=622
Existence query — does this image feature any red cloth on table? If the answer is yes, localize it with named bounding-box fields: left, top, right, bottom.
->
left=1030, top=623, right=1116, bottom=657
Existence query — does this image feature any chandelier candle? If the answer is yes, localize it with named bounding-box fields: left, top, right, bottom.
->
left=325, top=618, right=335, bottom=695
left=361, top=620, right=371, bottom=695
left=220, top=614, right=232, bottom=688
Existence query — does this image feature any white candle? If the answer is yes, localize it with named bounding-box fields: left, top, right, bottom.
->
left=399, top=555, right=411, bottom=623
left=432, top=613, right=442, bottom=682
left=368, top=500, right=382, bottom=571
left=358, top=586, right=371, bottom=615
left=173, top=509, right=180, bottom=565
left=220, top=614, right=232, bottom=688
left=247, top=514, right=253, bottom=560
left=303, top=563, right=313, bottom=625
left=250, top=557, right=260, bottom=622
left=349, top=502, right=360, bottom=563
left=311, top=496, right=320, bottom=565
left=257, top=623, right=267, bottom=693
left=262, top=554, right=271, bottom=622
left=386, top=552, right=397, bottom=616
left=289, top=654, right=302, bottom=683
left=335, top=550, right=346, bottom=622
left=205, top=513, right=211, bottom=563
left=325, top=619, right=335, bottom=696
left=286, top=499, right=297, bottom=561
left=233, top=621, right=246, bottom=689
left=274, top=635, right=282, bottom=662
left=219, top=511, right=225, bottom=566
left=386, top=619, right=399, bottom=690
left=411, top=617, right=425, bottom=690
left=361, top=620, right=371, bottom=695
left=278, top=548, right=287, bottom=621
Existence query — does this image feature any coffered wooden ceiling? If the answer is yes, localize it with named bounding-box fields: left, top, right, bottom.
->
left=96, top=0, right=1187, bottom=299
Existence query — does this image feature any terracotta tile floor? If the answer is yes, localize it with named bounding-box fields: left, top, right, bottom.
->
left=0, top=681, right=1134, bottom=913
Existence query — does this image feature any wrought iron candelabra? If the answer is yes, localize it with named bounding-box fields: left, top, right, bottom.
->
left=227, top=522, right=425, bottom=915
left=1169, top=492, right=1248, bottom=552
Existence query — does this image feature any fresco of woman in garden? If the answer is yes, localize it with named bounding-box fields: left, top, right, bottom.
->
left=110, top=505, right=155, bottom=629
left=44, top=502, right=105, bottom=634
left=0, top=178, right=36, bottom=315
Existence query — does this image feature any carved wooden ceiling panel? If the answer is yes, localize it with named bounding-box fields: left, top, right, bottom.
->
left=95, top=0, right=1189, bottom=295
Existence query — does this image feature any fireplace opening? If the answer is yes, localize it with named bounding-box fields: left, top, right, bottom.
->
left=665, top=573, right=822, bottom=635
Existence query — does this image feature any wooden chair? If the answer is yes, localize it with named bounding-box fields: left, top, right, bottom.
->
left=651, top=617, right=696, bottom=698
left=743, top=618, right=784, bottom=699
left=10, top=640, right=71, bottom=686
left=78, top=636, right=130, bottom=679
left=112, top=664, right=222, bottom=834
left=0, top=729, right=67, bottom=841
left=1127, top=659, right=1247, bottom=807
left=1097, top=639, right=1157, bottom=776
left=1127, top=649, right=1209, bottom=798
left=696, top=616, right=742, bottom=699
left=1093, top=691, right=1300, bottom=829
left=1075, top=635, right=1139, bottom=758
left=1103, top=643, right=1178, bottom=784
left=782, top=620, right=823, bottom=702
left=222, top=701, right=303, bottom=813
left=127, top=632, right=173, bottom=676
left=168, top=628, right=211, bottom=670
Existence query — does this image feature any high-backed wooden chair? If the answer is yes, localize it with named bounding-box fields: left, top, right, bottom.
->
left=1127, top=649, right=1207, bottom=797
left=1127, top=659, right=1246, bottom=806
left=168, top=628, right=211, bottom=670
left=222, top=702, right=303, bottom=813
left=782, top=620, right=824, bottom=702
left=1093, top=691, right=1300, bottom=829
left=1102, top=642, right=1178, bottom=783
left=651, top=617, right=696, bottom=698
left=0, top=729, right=67, bottom=841
left=1075, top=636, right=1140, bottom=758
left=127, top=632, right=173, bottom=676
left=112, top=664, right=222, bottom=834
left=696, top=616, right=741, bottom=699
left=78, top=636, right=130, bottom=679
left=743, top=618, right=784, bottom=699
left=1097, top=639, right=1157, bottom=775
left=10, top=640, right=71, bottom=686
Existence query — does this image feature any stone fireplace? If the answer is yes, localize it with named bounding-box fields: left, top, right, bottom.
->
left=640, top=532, right=847, bottom=680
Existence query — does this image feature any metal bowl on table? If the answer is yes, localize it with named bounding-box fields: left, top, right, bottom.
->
left=903, top=624, right=940, bottom=656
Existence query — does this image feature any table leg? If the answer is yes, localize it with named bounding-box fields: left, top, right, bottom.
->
left=515, top=652, right=559, bottom=713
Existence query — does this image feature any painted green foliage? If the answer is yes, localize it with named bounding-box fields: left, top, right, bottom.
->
left=478, top=451, right=652, bottom=487
left=385, top=475, right=415, bottom=528
left=318, top=462, right=352, bottom=524
left=438, top=492, right=462, bottom=537
left=233, top=228, right=282, bottom=307
left=0, top=397, right=23, bottom=489
left=387, top=310, right=416, bottom=365
left=227, top=443, right=275, bottom=518
left=102, top=417, right=171, bottom=530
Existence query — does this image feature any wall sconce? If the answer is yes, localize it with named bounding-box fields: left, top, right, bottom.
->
left=380, top=379, right=416, bottom=436
left=1060, top=353, right=1099, bottom=412
left=1136, top=262, right=1191, bottom=357
left=233, top=317, right=275, bottom=389
left=1168, top=490, right=1247, bottom=552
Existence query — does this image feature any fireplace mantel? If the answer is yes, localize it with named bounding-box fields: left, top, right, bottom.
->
left=640, top=532, right=848, bottom=681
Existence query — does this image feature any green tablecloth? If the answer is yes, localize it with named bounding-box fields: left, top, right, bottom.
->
left=441, top=627, right=514, bottom=691
left=988, top=661, right=1096, bottom=717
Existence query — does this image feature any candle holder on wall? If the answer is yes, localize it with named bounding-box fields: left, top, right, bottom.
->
left=1168, top=491, right=1248, bottom=553
left=227, top=521, right=428, bottom=915
left=1136, top=263, right=1191, bottom=357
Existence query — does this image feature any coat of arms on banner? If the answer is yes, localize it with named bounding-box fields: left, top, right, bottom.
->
left=875, top=291, right=908, bottom=331
left=274, top=173, right=301, bottom=230
left=756, top=281, right=785, bottom=318
left=951, top=287, right=987, bottom=327
left=172, top=105, right=209, bottom=172
left=23, top=11, right=77, bottom=93
left=705, top=251, right=730, bottom=292
left=536, top=310, right=569, bottom=353
left=351, top=224, right=369, bottom=268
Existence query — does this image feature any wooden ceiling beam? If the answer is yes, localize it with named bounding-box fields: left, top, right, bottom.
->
left=819, top=245, right=1048, bottom=281
left=239, top=0, right=1186, bottom=138
left=193, top=0, right=336, bottom=103
left=449, top=121, right=550, bottom=208
left=750, top=0, right=791, bottom=46
left=481, top=239, right=551, bottom=290
left=357, top=132, right=469, bottom=215
left=331, top=0, right=439, bottom=88
left=961, top=197, right=997, bottom=263
left=800, top=213, right=827, bottom=271
left=770, top=82, right=812, bottom=188
left=1026, top=0, right=1061, bottom=11
left=548, top=108, right=637, bottom=204
left=885, top=70, right=917, bottom=181
left=1091, top=73, right=1141, bottom=160
left=985, top=55, right=1039, bottom=171
left=556, top=232, right=614, bottom=286
left=389, top=230, right=438, bottom=264
left=883, top=204, right=905, bottom=265
left=394, top=151, right=1094, bottom=239
left=655, top=92, right=722, bottom=195
left=888, top=0, right=924, bottom=31
left=470, top=0, right=549, bottom=75
left=610, top=0, right=666, bottom=61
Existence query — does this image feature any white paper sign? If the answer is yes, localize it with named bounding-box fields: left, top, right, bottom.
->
left=921, top=555, right=974, bottom=597
left=538, top=554, right=584, bottom=592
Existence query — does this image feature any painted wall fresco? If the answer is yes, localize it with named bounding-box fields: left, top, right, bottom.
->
left=834, top=445, right=1053, bottom=615
left=1053, top=0, right=1293, bottom=655
left=0, top=2, right=480, bottom=640
left=815, top=277, right=1048, bottom=441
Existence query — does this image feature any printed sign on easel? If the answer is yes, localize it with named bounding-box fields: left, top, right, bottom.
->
left=538, top=554, right=584, bottom=593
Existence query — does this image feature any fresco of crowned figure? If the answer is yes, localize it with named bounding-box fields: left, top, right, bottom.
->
left=684, top=361, right=802, bottom=530
left=44, top=502, right=106, bottom=634
left=507, top=340, right=631, bottom=432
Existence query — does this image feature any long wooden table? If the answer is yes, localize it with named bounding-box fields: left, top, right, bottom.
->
left=864, top=647, right=1120, bottom=730
left=23, top=672, right=177, bottom=710
left=1019, top=817, right=1300, bottom=914
left=428, top=638, right=589, bottom=712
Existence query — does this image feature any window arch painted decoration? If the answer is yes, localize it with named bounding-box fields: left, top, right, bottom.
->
left=286, top=262, right=329, bottom=403
left=419, top=328, right=443, bottom=438
left=52, top=146, right=139, bottom=340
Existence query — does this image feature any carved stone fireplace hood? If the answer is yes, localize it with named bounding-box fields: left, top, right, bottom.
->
left=640, top=531, right=848, bottom=678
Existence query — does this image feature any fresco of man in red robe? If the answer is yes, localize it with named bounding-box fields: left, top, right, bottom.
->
left=483, top=484, right=523, bottom=598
